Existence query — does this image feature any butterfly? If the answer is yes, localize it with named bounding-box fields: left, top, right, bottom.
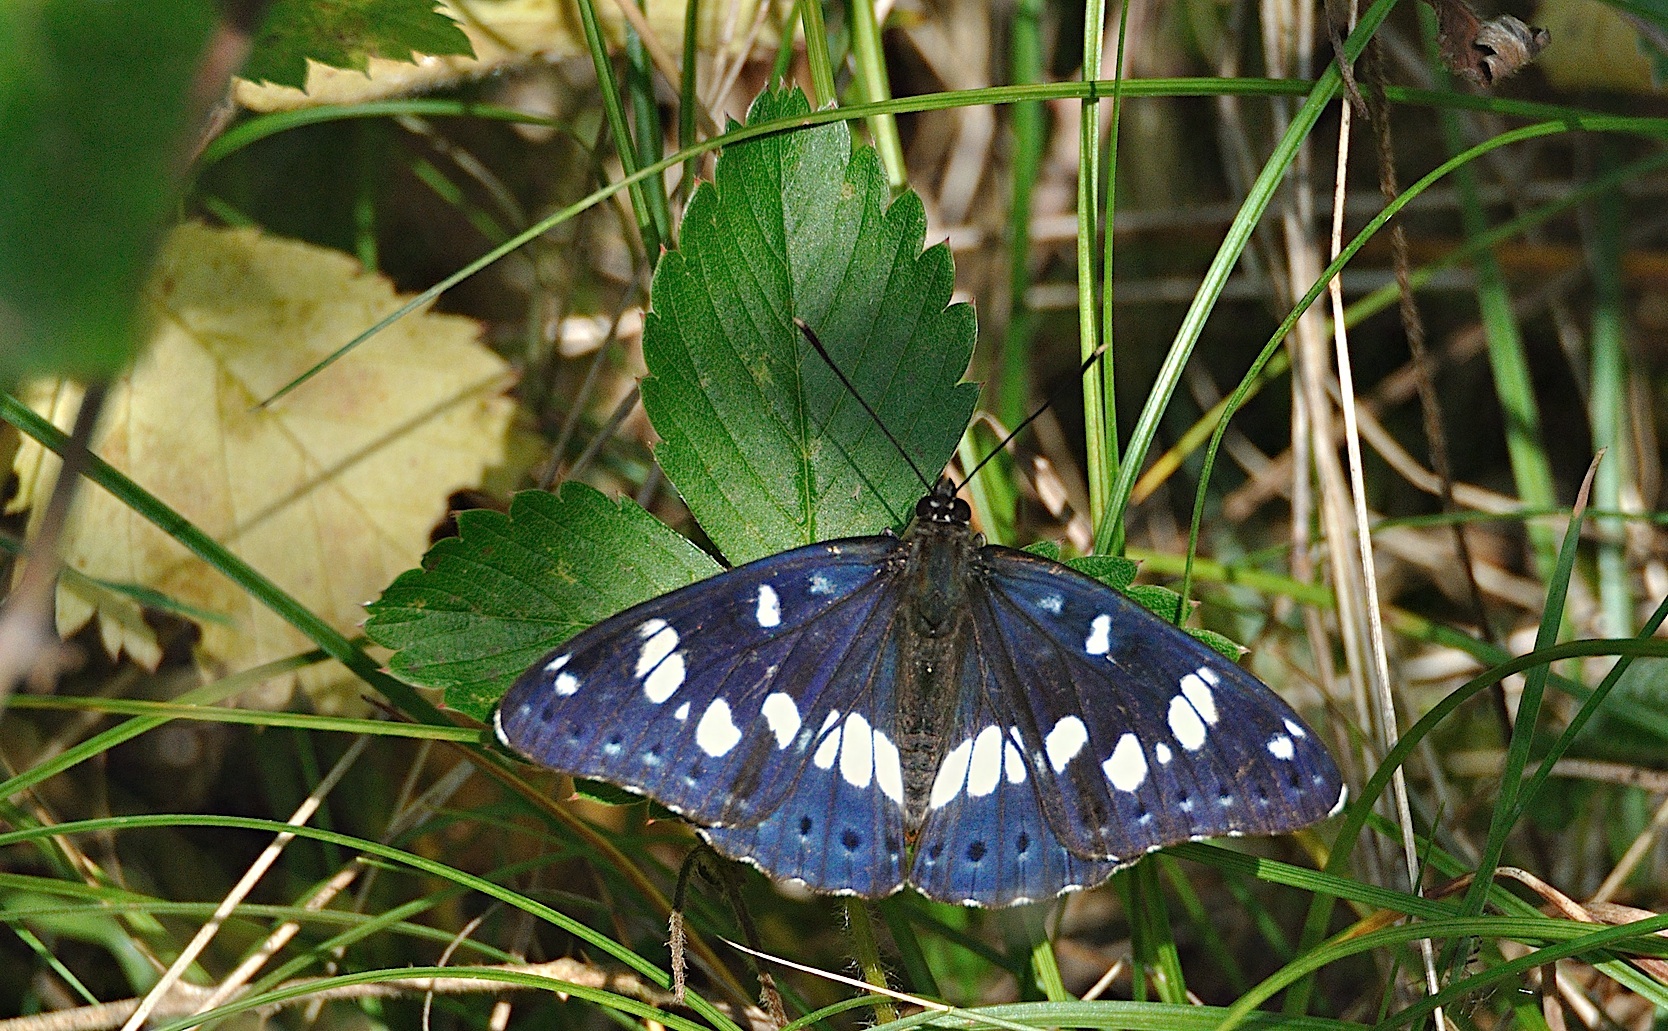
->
left=493, top=475, right=1346, bottom=907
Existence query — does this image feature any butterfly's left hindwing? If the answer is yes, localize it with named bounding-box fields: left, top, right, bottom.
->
left=908, top=638, right=1124, bottom=905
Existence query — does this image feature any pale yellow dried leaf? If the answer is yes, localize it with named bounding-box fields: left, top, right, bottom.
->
left=12, top=223, right=518, bottom=711
left=234, top=0, right=770, bottom=112
left=1535, top=0, right=1656, bottom=92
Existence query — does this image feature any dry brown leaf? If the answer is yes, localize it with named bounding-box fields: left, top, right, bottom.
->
left=234, top=0, right=770, bottom=112
left=1425, top=0, right=1550, bottom=85
left=11, top=223, right=518, bottom=711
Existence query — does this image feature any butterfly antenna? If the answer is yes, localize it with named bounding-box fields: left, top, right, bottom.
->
left=957, top=344, right=1109, bottom=488
left=794, top=318, right=935, bottom=491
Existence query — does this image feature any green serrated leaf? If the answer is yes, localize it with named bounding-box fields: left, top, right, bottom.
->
left=642, top=86, right=979, bottom=564
left=1023, top=540, right=1061, bottom=561
left=241, top=0, right=474, bottom=90
left=1065, top=554, right=1139, bottom=593
left=1127, top=584, right=1191, bottom=624
left=365, top=485, right=720, bottom=720
left=1186, top=627, right=1245, bottom=663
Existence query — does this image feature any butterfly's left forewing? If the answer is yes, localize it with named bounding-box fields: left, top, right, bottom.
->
left=495, top=534, right=916, bottom=897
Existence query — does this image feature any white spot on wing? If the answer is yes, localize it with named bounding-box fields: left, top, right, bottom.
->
left=756, top=584, right=781, bottom=628
left=696, top=699, right=742, bottom=757
left=555, top=672, right=579, bottom=696
left=491, top=707, right=511, bottom=748
left=809, top=573, right=834, bottom=595
left=643, top=651, right=685, bottom=703
left=1039, top=594, right=1063, bottom=614
left=1085, top=613, right=1112, bottom=656
left=635, top=620, right=678, bottom=678
left=839, top=713, right=875, bottom=789
left=1003, top=738, right=1027, bottom=784
left=813, top=716, right=842, bottom=769
left=544, top=653, right=571, bottom=675
left=761, top=692, right=800, bottom=748
left=1284, top=718, right=1307, bottom=738
left=1103, top=733, right=1148, bottom=792
left=873, top=729, right=904, bottom=805
left=673, top=701, right=690, bottom=721
left=966, top=725, right=1003, bottom=798
left=1268, top=734, right=1296, bottom=760
left=1045, top=715, right=1088, bottom=772
left=929, top=737, right=973, bottom=810
left=1180, top=669, right=1220, bottom=724
left=1154, top=742, right=1173, bottom=764
left=1168, top=694, right=1208, bottom=750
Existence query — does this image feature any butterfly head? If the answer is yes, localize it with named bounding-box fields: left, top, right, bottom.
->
left=916, top=477, right=971, bottom=526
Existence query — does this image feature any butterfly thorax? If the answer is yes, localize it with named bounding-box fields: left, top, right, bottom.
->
left=893, top=480, right=983, bottom=831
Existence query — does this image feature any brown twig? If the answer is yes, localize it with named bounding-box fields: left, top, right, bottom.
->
left=0, top=383, right=109, bottom=705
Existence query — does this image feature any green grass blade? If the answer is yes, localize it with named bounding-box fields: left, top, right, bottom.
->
left=1094, top=0, right=1395, bottom=555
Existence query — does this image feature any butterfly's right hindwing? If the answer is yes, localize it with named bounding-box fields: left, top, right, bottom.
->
left=494, top=536, right=907, bottom=858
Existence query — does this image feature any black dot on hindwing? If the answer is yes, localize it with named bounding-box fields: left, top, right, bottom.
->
left=966, top=840, right=987, bottom=863
left=1015, top=831, right=1031, bottom=856
left=840, top=828, right=861, bottom=851
left=682, top=759, right=706, bottom=790
left=798, top=815, right=814, bottom=838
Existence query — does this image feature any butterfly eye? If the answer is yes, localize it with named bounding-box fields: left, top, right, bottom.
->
left=913, top=491, right=971, bottom=524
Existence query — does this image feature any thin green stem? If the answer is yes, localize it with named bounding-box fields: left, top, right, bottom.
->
left=1096, top=1, right=1131, bottom=502
left=1589, top=142, right=1631, bottom=638
left=848, top=0, right=905, bottom=190
left=577, top=0, right=663, bottom=256
left=625, top=0, right=673, bottom=247
left=1000, top=0, right=1045, bottom=431
left=844, top=900, right=899, bottom=1025
left=255, top=80, right=1668, bottom=407
left=798, top=0, right=837, bottom=107
left=679, top=0, right=701, bottom=204
left=1078, top=0, right=1109, bottom=534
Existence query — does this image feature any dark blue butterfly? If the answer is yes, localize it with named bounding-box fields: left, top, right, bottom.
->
left=493, top=477, right=1345, bottom=907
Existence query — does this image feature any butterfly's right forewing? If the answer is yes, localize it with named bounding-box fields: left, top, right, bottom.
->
left=973, top=548, right=1345, bottom=861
